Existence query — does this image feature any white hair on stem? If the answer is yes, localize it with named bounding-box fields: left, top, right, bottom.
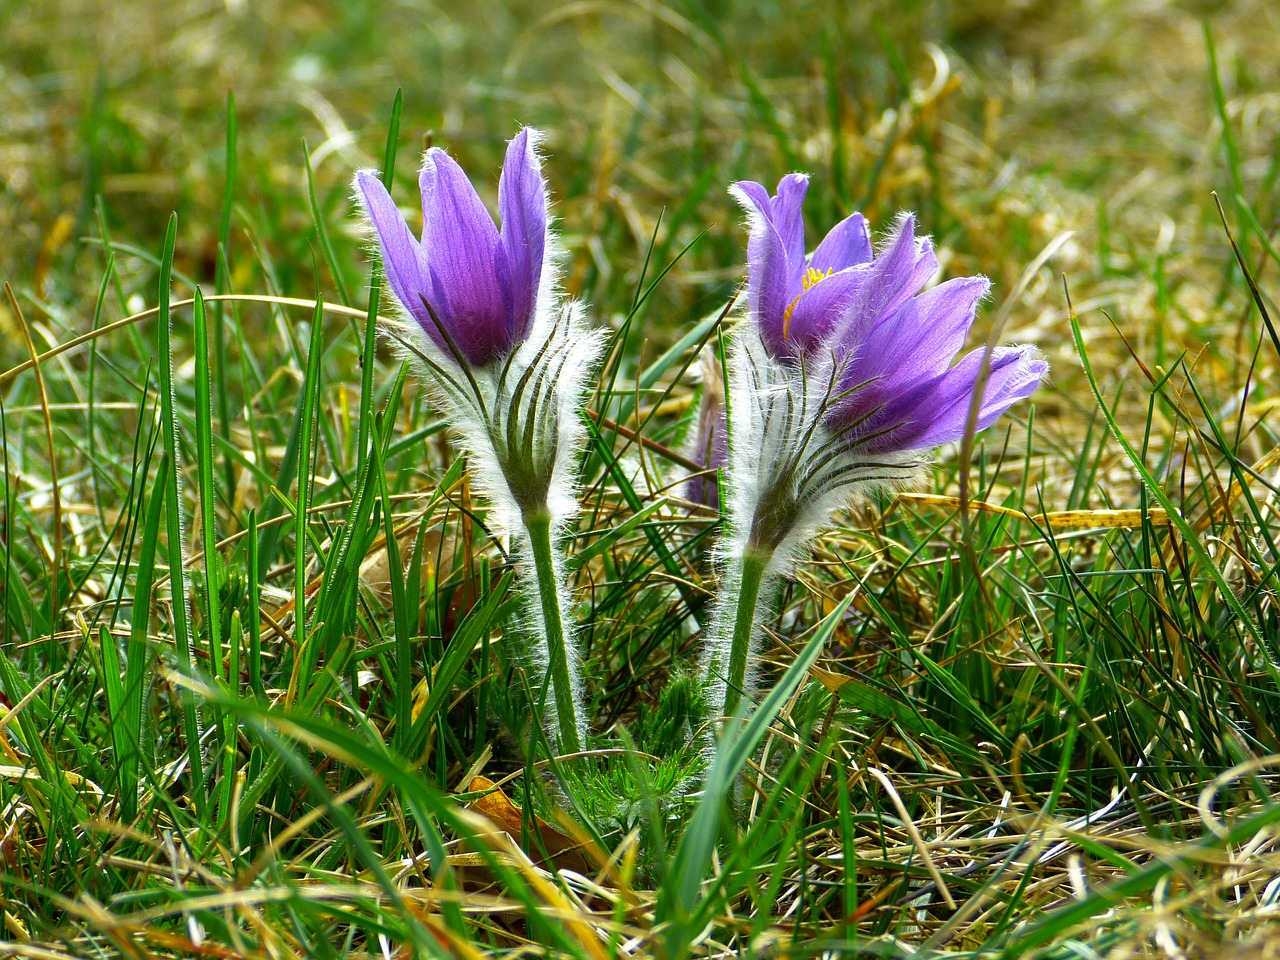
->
left=381, top=303, right=603, bottom=752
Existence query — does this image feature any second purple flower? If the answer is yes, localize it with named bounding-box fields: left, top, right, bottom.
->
left=704, top=174, right=1047, bottom=725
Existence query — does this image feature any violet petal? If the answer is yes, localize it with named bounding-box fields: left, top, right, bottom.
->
left=420, top=147, right=510, bottom=365
left=498, top=129, right=547, bottom=345
left=769, top=173, right=810, bottom=284
left=809, top=212, right=873, bottom=274
left=837, top=217, right=938, bottom=343
left=357, top=171, right=432, bottom=329
left=782, top=266, right=867, bottom=354
left=732, top=180, right=794, bottom=358
left=858, top=275, right=991, bottom=392
left=688, top=408, right=727, bottom=510
left=885, top=346, right=1046, bottom=450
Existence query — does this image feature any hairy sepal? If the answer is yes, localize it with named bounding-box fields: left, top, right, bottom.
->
left=703, top=329, right=924, bottom=713
left=380, top=301, right=603, bottom=539
left=722, top=329, right=923, bottom=570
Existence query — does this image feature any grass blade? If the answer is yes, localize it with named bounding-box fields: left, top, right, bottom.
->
left=155, top=213, right=207, bottom=816
left=192, top=289, right=223, bottom=682
left=658, top=592, right=853, bottom=957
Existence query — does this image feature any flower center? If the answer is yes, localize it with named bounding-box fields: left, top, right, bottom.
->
left=781, top=267, right=833, bottom=341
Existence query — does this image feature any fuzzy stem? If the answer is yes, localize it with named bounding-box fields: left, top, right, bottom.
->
left=522, top=508, right=584, bottom=754
left=720, top=545, right=774, bottom=723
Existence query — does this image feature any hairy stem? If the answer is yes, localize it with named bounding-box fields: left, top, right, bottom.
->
left=522, top=508, right=584, bottom=754
left=718, top=545, right=774, bottom=724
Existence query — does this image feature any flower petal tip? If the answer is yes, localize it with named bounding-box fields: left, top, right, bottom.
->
left=357, top=131, right=561, bottom=369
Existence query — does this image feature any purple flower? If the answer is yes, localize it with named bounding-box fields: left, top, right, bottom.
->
left=704, top=176, right=1047, bottom=727
left=730, top=174, right=874, bottom=361
left=356, top=129, right=548, bottom=367
left=732, top=176, right=1045, bottom=455
left=686, top=347, right=728, bottom=510
left=355, top=128, right=602, bottom=753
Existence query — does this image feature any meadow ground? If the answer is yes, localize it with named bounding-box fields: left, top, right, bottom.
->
left=3, top=0, right=1280, bottom=956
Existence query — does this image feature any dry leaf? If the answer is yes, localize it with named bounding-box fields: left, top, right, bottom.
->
left=465, top=776, right=593, bottom=875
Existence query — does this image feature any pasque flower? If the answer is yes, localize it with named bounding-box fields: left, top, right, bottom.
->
left=735, top=174, right=1042, bottom=458
left=705, top=174, right=1046, bottom=724
left=356, top=129, right=600, bottom=753
left=686, top=346, right=728, bottom=511
left=356, top=131, right=546, bottom=367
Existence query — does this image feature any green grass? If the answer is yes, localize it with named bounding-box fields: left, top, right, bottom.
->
left=3, top=1, right=1280, bottom=957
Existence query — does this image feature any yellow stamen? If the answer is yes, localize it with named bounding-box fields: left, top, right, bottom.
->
left=781, top=267, right=834, bottom=341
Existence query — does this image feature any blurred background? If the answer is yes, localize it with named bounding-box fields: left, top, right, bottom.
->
left=4, top=0, right=1277, bottom=382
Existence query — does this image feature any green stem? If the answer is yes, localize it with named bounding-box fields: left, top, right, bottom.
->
left=721, top=546, right=773, bottom=721
left=523, top=509, right=583, bottom=755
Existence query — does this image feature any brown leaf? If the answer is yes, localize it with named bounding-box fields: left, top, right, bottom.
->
left=465, top=776, right=594, bottom=875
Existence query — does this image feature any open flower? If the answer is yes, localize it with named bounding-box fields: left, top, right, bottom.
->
left=732, top=174, right=877, bottom=361
left=355, top=130, right=600, bottom=754
left=705, top=174, right=1047, bottom=725
left=727, top=176, right=1046, bottom=553
left=733, top=176, right=1045, bottom=453
left=356, top=129, right=547, bottom=367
